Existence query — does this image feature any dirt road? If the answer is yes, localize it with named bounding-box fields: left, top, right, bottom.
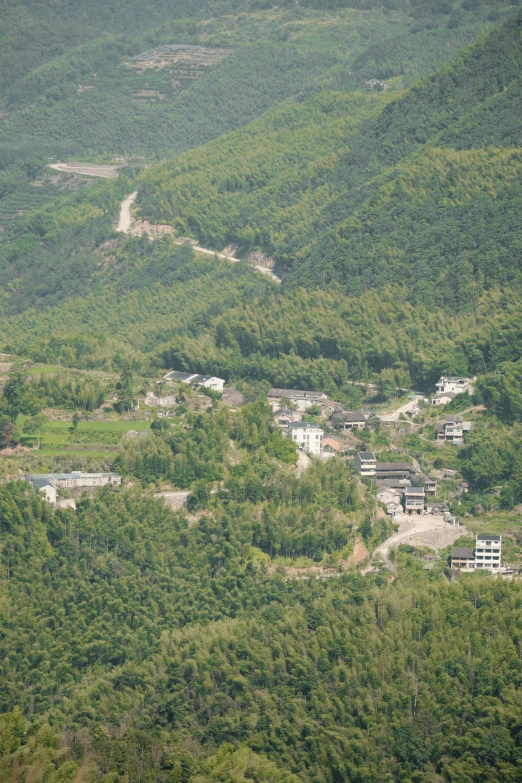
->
left=117, top=192, right=137, bottom=232
left=116, top=193, right=281, bottom=282
left=50, top=162, right=120, bottom=178
left=295, top=450, right=311, bottom=477
left=364, top=514, right=465, bottom=572
left=380, top=394, right=425, bottom=423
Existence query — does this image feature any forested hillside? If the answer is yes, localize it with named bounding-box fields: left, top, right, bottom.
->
left=137, top=12, right=522, bottom=302
left=1, top=480, right=522, bottom=783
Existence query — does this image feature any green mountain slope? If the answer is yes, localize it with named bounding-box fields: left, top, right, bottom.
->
left=135, top=12, right=522, bottom=301
left=1, top=481, right=522, bottom=783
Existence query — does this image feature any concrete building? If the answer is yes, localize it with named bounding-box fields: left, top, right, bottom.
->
left=26, top=472, right=121, bottom=503
left=451, top=534, right=502, bottom=571
left=322, top=435, right=349, bottom=453
left=355, top=452, right=377, bottom=476
left=267, top=388, right=328, bottom=412
left=436, top=417, right=475, bottom=445
left=288, top=422, right=323, bottom=455
left=435, top=376, right=473, bottom=395
left=375, top=462, right=414, bottom=481
left=425, top=477, right=437, bottom=493
left=432, top=392, right=457, bottom=407
left=331, top=411, right=367, bottom=431
left=404, top=486, right=425, bottom=514
left=29, top=477, right=57, bottom=504
left=163, top=371, right=225, bottom=392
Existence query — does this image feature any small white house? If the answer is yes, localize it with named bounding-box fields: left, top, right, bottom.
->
left=355, top=452, right=377, bottom=477
left=288, top=422, right=323, bottom=455
left=29, top=477, right=57, bottom=504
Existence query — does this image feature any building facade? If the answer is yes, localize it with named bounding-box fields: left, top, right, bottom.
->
left=288, top=422, right=323, bottom=455
left=451, top=534, right=502, bottom=571
left=267, top=388, right=328, bottom=412
left=355, top=452, right=377, bottom=476
left=435, top=376, right=472, bottom=395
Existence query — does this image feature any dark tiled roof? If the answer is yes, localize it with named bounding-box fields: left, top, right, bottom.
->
left=376, top=462, right=412, bottom=471
left=358, top=452, right=376, bottom=460
left=477, top=534, right=501, bottom=541
left=334, top=411, right=366, bottom=422
left=451, top=548, right=474, bottom=558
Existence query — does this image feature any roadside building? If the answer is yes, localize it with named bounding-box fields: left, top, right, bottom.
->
left=355, top=452, right=377, bottom=476
left=144, top=392, right=177, bottom=407
left=288, top=422, right=323, bottom=455
left=404, top=486, right=425, bottom=515
left=267, top=388, right=328, bottom=412
left=451, top=534, right=502, bottom=571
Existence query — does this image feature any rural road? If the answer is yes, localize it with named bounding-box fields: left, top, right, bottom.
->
left=117, top=191, right=137, bottom=232
left=296, top=449, right=311, bottom=477
left=116, top=192, right=281, bottom=282
left=50, top=162, right=119, bottom=178
left=380, top=394, right=425, bottom=423
left=363, top=514, right=463, bottom=572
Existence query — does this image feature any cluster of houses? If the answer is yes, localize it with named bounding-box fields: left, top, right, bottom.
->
left=26, top=472, right=121, bottom=505
left=354, top=452, right=429, bottom=515
left=451, top=534, right=503, bottom=572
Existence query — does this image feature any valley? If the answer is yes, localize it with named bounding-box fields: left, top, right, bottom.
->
left=1, top=2, right=522, bottom=783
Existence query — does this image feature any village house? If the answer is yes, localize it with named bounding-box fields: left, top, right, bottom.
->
left=386, top=501, right=403, bottom=516
left=331, top=411, right=367, bottom=431
left=375, top=461, right=415, bottom=481
left=28, top=477, right=57, bottom=504
left=355, top=452, right=377, bottom=476
left=163, top=370, right=225, bottom=392
left=435, top=376, right=473, bottom=395
left=377, top=487, right=402, bottom=506
left=424, top=477, right=437, bottom=493
left=322, top=434, right=349, bottom=454
left=288, top=422, right=323, bottom=455
left=404, top=486, right=425, bottom=515
left=451, top=534, right=502, bottom=571
left=26, top=472, right=121, bottom=504
left=431, top=391, right=457, bottom=406
left=272, top=408, right=302, bottom=429
left=436, top=417, right=474, bottom=445
left=267, top=388, right=328, bottom=412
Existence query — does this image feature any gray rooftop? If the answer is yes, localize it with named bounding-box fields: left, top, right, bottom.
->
left=477, top=534, right=501, bottom=541
left=288, top=421, right=322, bottom=430
left=358, top=452, right=376, bottom=460
left=376, top=462, right=412, bottom=472
left=268, top=388, right=326, bottom=399
left=451, top=548, right=475, bottom=558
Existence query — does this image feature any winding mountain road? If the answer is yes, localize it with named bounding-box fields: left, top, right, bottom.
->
left=116, top=192, right=281, bottom=282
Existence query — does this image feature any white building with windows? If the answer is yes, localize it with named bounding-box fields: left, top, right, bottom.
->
left=451, top=534, right=502, bottom=571
left=288, top=422, right=323, bottom=455
left=435, top=376, right=473, bottom=395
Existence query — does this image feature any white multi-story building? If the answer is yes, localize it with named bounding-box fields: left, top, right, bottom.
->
left=288, top=422, right=323, bottom=455
left=474, top=534, right=502, bottom=570
left=435, top=376, right=473, bottom=395
left=355, top=452, right=377, bottom=476
left=451, top=534, right=502, bottom=571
